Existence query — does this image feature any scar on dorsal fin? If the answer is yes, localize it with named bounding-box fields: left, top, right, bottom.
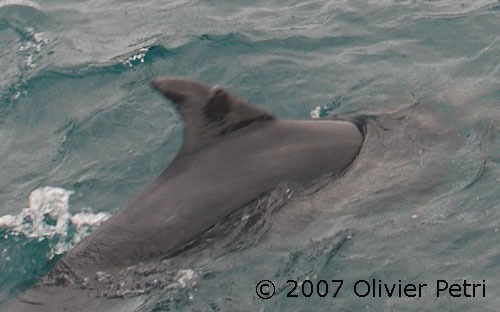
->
left=151, top=77, right=275, bottom=157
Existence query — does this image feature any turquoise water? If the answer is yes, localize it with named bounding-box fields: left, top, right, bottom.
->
left=0, top=0, right=499, bottom=311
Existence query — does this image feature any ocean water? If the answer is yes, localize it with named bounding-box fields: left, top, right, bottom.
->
left=0, top=0, right=499, bottom=311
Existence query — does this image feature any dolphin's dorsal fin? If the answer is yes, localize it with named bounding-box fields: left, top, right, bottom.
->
left=151, top=77, right=275, bottom=157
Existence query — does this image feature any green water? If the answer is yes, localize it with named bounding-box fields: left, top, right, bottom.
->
left=0, top=0, right=499, bottom=311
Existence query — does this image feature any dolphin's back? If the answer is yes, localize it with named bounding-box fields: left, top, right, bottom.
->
left=66, top=118, right=362, bottom=272
left=8, top=78, right=364, bottom=311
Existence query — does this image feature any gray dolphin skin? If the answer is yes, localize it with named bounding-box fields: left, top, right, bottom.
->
left=6, top=77, right=364, bottom=311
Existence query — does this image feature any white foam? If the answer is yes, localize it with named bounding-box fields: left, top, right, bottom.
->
left=0, top=0, right=41, bottom=9
left=0, top=186, right=111, bottom=255
left=310, top=105, right=323, bottom=119
left=70, top=211, right=110, bottom=245
left=172, top=269, right=196, bottom=288
left=123, top=48, right=149, bottom=67
left=310, top=97, right=343, bottom=119
left=310, top=104, right=336, bottom=119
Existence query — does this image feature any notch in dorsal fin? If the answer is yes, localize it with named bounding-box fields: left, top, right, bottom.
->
left=151, top=77, right=275, bottom=157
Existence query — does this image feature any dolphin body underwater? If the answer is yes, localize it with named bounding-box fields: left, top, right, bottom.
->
left=6, top=77, right=365, bottom=311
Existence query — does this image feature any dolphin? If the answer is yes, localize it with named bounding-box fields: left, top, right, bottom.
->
left=5, top=77, right=364, bottom=311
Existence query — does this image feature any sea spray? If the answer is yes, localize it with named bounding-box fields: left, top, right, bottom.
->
left=0, top=186, right=110, bottom=256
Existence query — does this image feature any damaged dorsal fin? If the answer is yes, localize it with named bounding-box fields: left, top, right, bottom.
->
left=151, top=77, right=275, bottom=157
